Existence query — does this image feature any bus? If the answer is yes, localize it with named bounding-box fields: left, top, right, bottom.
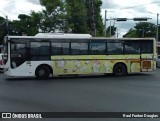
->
left=157, top=41, right=160, bottom=56
left=3, top=34, right=157, bottom=78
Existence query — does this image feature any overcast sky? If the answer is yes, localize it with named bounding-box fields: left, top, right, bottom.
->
left=1, top=0, right=160, bottom=37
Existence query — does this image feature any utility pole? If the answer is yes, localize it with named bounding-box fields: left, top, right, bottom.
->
left=86, top=0, right=96, bottom=37
left=157, top=13, right=159, bottom=41
left=104, top=10, right=114, bottom=37
left=117, top=28, right=119, bottom=38
left=109, top=18, right=112, bottom=36
left=148, top=12, right=159, bottom=41
left=142, top=29, right=145, bottom=37
left=104, top=10, right=107, bottom=36
left=6, top=15, right=9, bottom=35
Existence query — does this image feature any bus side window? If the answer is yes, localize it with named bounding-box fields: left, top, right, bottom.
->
left=90, top=43, right=106, bottom=55
left=51, top=42, right=70, bottom=55
left=61, top=43, right=70, bottom=55
left=30, top=42, right=50, bottom=60
left=107, top=42, right=123, bottom=54
left=71, top=43, right=88, bottom=55
left=51, top=43, right=62, bottom=55
left=124, top=42, right=140, bottom=54
left=39, top=45, right=50, bottom=55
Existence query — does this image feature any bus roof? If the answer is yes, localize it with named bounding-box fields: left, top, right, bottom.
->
left=6, top=35, right=155, bottom=41
left=35, top=33, right=92, bottom=38
left=6, top=33, right=92, bottom=39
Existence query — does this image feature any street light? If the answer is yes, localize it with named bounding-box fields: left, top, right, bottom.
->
left=0, top=11, right=8, bottom=35
left=148, top=12, right=159, bottom=41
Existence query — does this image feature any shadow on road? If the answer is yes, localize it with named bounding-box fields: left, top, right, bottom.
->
left=4, top=72, right=153, bottom=82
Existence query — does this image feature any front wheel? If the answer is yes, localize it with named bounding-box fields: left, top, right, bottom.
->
left=113, top=63, right=127, bottom=77
left=35, top=65, right=50, bottom=79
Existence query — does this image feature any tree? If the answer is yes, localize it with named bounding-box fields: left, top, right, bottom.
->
left=106, top=26, right=117, bottom=37
left=9, top=14, right=39, bottom=36
left=66, top=0, right=89, bottom=33
left=66, top=0, right=104, bottom=36
left=39, top=0, right=65, bottom=32
left=123, top=22, right=156, bottom=38
left=39, top=0, right=104, bottom=36
left=93, top=0, right=104, bottom=36
left=0, top=16, right=7, bottom=44
left=40, top=0, right=64, bottom=13
left=123, top=28, right=138, bottom=38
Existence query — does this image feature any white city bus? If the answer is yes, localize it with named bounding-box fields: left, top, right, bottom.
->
left=3, top=34, right=157, bottom=78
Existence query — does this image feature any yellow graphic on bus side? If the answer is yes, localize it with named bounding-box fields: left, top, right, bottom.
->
left=50, top=55, right=154, bottom=75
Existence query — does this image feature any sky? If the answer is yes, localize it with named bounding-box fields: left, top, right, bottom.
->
left=1, top=0, right=160, bottom=37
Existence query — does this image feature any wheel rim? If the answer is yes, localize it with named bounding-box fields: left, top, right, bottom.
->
left=38, top=69, right=45, bottom=77
left=114, top=64, right=126, bottom=76
left=117, top=67, right=122, bottom=74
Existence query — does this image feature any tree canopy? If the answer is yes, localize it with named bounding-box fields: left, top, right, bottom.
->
left=106, top=26, right=117, bottom=37
left=0, top=0, right=104, bottom=43
left=123, top=22, right=157, bottom=38
left=0, top=16, right=7, bottom=44
left=3, top=1, right=160, bottom=44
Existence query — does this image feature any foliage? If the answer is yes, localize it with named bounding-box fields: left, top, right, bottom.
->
left=123, top=22, right=156, bottom=38
left=9, top=14, right=39, bottom=36
left=93, top=0, right=104, bottom=36
left=0, top=16, right=7, bottom=44
left=106, top=26, right=117, bottom=37
left=123, top=28, right=137, bottom=38
left=65, top=0, right=89, bottom=33
left=39, top=0, right=104, bottom=35
left=39, top=0, right=66, bottom=32
left=0, top=0, right=104, bottom=44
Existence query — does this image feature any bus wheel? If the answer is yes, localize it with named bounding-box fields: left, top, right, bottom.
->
left=113, top=63, right=127, bottom=77
left=35, top=65, right=50, bottom=79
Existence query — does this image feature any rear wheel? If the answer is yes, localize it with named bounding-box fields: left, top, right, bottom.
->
left=113, top=63, right=127, bottom=77
left=35, top=65, right=50, bottom=79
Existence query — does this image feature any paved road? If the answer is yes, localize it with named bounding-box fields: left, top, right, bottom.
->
left=0, top=69, right=160, bottom=121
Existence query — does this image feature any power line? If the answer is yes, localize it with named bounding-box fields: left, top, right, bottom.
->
left=121, top=0, right=160, bottom=10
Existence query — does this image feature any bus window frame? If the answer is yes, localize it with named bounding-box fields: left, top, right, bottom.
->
left=29, top=40, right=51, bottom=61
left=107, top=42, right=124, bottom=55
left=10, top=41, right=27, bottom=69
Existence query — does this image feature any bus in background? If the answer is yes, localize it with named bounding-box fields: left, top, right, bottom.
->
left=3, top=34, right=156, bottom=78
left=156, top=42, right=160, bottom=67
left=0, top=45, right=4, bottom=72
left=157, top=41, right=160, bottom=56
left=0, top=53, right=3, bottom=72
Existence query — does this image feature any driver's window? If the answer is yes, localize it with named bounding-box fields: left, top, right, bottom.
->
left=11, top=44, right=26, bottom=54
left=11, top=43, right=26, bottom=69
